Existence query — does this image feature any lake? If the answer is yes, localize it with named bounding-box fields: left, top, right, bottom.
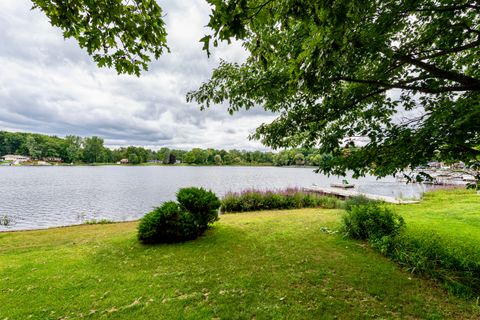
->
left=0, top=166, right=435, bottom=231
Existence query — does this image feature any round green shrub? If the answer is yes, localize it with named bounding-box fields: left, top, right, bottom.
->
left=177, top=187, right=220, bottom=230
left=341, top=203, right=405, bottom=241
left=138, top=187, right=220, bottom=244
left=137, top=201, right=192, bottom=244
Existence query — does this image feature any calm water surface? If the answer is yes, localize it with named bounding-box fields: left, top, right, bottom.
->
left=0, top=166, right=435, bottom=230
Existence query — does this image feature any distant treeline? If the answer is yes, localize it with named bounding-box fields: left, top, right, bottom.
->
left=0, top=131, right=327, bottom=166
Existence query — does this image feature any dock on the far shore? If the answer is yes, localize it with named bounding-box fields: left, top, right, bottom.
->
left=303, top=185, right=420, bottom=204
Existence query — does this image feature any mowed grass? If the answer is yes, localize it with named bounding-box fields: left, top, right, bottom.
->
left=394, top=188, right=480, bottom=252
left=1, top=195, right=480, bottom=319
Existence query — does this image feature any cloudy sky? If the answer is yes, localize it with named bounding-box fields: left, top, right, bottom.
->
left=0, top=0, right=277, bottom=150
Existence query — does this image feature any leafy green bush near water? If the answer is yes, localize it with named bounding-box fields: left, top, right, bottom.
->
left=341, top=202, right=405, bottom=241
left=341, top=201, right=480, bottom=298
left=220, top=188, right=343, bottom=213
left=343, top=195, right=377, bottom=211
left=177, top=187, right=221, bottom=232
left=138, top=187, right=220, bottom=244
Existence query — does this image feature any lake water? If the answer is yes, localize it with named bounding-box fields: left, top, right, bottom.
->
left=0, top=166, right=436, bottom=231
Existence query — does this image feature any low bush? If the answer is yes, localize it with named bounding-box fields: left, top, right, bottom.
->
left=177, top=187, right=221, bottom=231
left=343, top=195, right=377, bottom=211
left=220, top=188, right=342, bottom=213
left=138, top=187, right=220, bottom=244
left=341, top=202, right=405, bottom=241
left=83, top=219, right=114, bottom=225
left=138, top=201, right=186, bottom=243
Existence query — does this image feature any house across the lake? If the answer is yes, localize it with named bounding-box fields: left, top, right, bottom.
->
left=44, top=157, right=63, bottom=163
left=1, top=154, right=31, bottom=163
left=119, top=159, right=129, bottom=164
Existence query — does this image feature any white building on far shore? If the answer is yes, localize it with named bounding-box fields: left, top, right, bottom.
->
left=2, top=155, right=31, bottom=163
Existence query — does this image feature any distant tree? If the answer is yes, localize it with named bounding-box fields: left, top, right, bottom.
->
left=294, top=153, right=305, bottom=166
left=307, top=154, right=323, bottom=167
left=182, top=151, right=195, bottom=164
left=128, top=153, right=140, bottom=165
left=0, top=131, right=329, bottom=167
left=156, top=147, right=169, bottom=162
left=226, top=150, right=244, bottom=165
left=214, top=154, right=223, bottom=165
left=185, top=148, right=208, bottom=165
left=102, top=148, right=114, bottom=163
left=163, top=150, right=171, bottom=164
left=206, top=149, right=216, bottom=164
left=170, top=149, right=187, bottom=162
left=25, top=136, right=42, bottom=159
left=64, top=135, right=82, bottom=163
left=112, top=147, right=127, bottom=163
left=0, top=132, right=24, bottom=155
left=168, top=154, right=177, bottom=164
left=83, top=136, right=105, bottom=163
left=273, top=151, right=290, bottom=166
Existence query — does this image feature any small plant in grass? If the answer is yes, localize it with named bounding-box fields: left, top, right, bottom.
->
left=83, top=219, right=114, bottom=225
left=138, top=187, right=220, bottom=244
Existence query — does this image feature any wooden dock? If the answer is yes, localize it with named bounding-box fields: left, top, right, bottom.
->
left=303, top=185, right=420, bottom=204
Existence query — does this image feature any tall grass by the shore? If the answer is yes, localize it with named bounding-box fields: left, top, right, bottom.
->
left=221, top=187, right=343, bottom=213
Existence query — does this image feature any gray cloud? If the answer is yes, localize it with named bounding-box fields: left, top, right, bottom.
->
left=0, top=0, right=276, bottom=150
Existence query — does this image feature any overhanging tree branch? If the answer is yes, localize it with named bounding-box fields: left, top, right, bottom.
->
left=338, top=77, right=480, bottom=93
left=394, top=54, right=480, bottom=86
left=415, top=38, right=480, bottom=60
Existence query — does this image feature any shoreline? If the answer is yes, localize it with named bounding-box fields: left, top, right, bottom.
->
left=0, top=219, right=139, bottom=234
left=0, top=163, right=315, bottom=168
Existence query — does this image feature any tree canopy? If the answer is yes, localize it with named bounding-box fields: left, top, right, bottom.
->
left=1, top=131, right=324, bottom=166
left=187, top=0, right=480, bottom=179
left=32, top=0, right=168, bottom=75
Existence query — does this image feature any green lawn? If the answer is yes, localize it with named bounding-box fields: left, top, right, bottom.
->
left=394, top=188, right=480, bottom=252
left=1, top=191, right=479, bottom=319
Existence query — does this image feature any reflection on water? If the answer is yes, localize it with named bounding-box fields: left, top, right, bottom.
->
left=0, top=166, right=437, bottom=230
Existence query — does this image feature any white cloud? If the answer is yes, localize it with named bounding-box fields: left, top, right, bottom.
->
left=0, top=0, right=274, bottom=150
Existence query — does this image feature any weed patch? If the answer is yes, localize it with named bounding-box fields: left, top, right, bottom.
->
left=221, top=188, right=342, bottom=213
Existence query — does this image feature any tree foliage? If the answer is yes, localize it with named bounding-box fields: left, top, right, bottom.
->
left=31, top=0, right=168, bottom=75
left=188, top=0, right=480, bottom=178
left=83, top=136, right=105, bottom=163
left=0, top=131, right=325, bottom=166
